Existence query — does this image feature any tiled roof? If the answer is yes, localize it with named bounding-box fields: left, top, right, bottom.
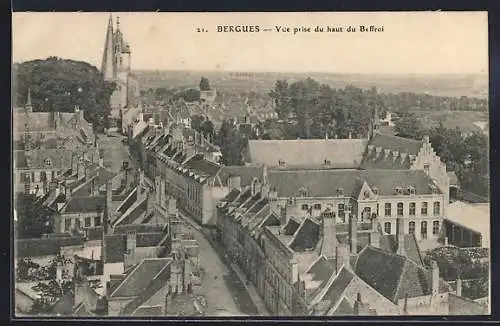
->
left=184, top=154, right=221, bottom=177
left=104, top=234, right=127, bottom=263
left=379, top=233, right=424, bottom=266
left=216, top=165, right=264, bottom=187
left=14, top=149, right=74, bottom=170
left=64, top=196, right=106, bottom=213
left=268, top=169, right=440, bottom=198
left=353, top=246, right=406, bottom=302
left=289, top=218, right=321, bottom=252
left=283, top=218, right=300, bottom=236
left=137, top=233, right=164, bottom=247
left=354, top=246, right=448, bottom=303
left=110, top=258, right=171, bottom=298
left=331, top=297, right=354, bottom=315
left=114, top=198, right=147, bottom=226
left=71, top=168, right=118, bottom=197
left=247, top=139, right=368, bottom=167
left=360, top=150, right=413, bottom=170
left=368, top=134, right=423, bottom=155
left=16, top=236, right=84, bottom=258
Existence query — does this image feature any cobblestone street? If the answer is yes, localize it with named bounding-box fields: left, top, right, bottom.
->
left=188, top=225, right=258, bottom=316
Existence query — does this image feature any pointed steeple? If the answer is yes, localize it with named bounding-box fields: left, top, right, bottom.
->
left=101, top=14, right=115, bottom=81
left=25, top=88, right=32, bottom=113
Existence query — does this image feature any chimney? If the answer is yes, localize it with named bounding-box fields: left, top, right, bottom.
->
left=261, top=183, right=270, bottom=198
left=456, top=273, right=463, bottom=297
left=280, top=204, right=288, bottom=225
left=105, top=180, right=113, bottom=232
left=396, top=217, right=405, bottom=256
left=353, top=293, right=369, bottom=315
left=168, top=197, right=177, bottom=217
left=348, top=211, right=358, bottom=254
left=126, top=231, right=137, bottom=257
left=423, top=135, right=430, bottom=144
left=320, top=210, right=337, bottom=260
left=400, top=153, right=408, bottom=162
left=375, top=146, right=382, bottom=156
left=370, top=214, right=380, bottom=247
left=77, top=160, right=85, bottom=180
left=90, top=175, right=99, bottom=196
left=228, top=175, right=241, bottom=191
left=383, top=149, right=391, bottom=159
left=49, top=181, right=59, bottom=196
left=138, top=112, right=144, bottom=122
left=160, top=179, right=167, bottom=209
left=444, top=237, right=449, bottom=246
left=430, top=260, right=440, bottom=297
left=392, top=151, right=399, bottom=161
left=348, top=132, right=352, bottom=139
left=262, top=165, right=268, bottom=185
left=403, top=293, right=409, bottom=315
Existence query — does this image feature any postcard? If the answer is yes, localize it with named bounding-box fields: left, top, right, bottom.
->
left=12, top=11, right=489, bottom=317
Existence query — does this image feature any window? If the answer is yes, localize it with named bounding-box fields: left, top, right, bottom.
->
left=433, top=202, right=441, bottom=216
left=409, top=203, right=416, bottom=216
left=433, top=221, right=440, bottom=235
left=408, top=186, right=416, bottom=195
left=397, top=202, right=404, bottom=216
left=421, top=202, right=428, bottom=215
left=424, top=163, right=430, bottom=172
left=362, top=207, right=371, bottom=221
left=40, top=171, right=47, bottom=182
left=363, top=190, right=371, bottom=199
left=301, top=204, right=309, bottom=211
left=421, top=221, right=428, bottom=239
left=313, top=203, right=322, bottom=210
left=409, top=221, right=415, bottom=234
left=395, top=187, right=403, bottom=195
left=84, top=217, right=91, bottom=227
left=65, top=218, right=71, bottom=231
left=44, top=158, right=52, bottom=167
left=384, top=222, right=392, bottom=234
left=338, top=203, right=345, bottom=222
left=75, top=219, right=81, bottom=230
left=94, top=216, right=102, bottom=226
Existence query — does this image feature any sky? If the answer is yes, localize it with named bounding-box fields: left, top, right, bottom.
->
left=12, top=12, right=488, bottom=74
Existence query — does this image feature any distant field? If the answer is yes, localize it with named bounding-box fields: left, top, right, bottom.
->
left=411, top=110, right=489, bottom=133
left=134, top=70, right=488, bottom=99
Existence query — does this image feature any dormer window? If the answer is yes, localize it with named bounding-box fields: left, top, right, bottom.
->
left=278, top=159, right=286, bottom=167
left=337, top=188, right=344, bottom=196
left=363, top=190, right=371, bottom=199
left=324, top=159, right=331, bottom=165
left=372, top=187, right=379, bottom=195
left=424, top=163, right=430, bottom=171
left=44, top=158, right=52, bottom=167
left=298, top=187, right=308, bottom=197
left=408, top=186, right=416, bottom=195
left=395, top=187, right=403, bottom=195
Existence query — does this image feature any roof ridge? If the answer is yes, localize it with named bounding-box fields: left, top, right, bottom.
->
left=393, top=259, right=409, bottom=303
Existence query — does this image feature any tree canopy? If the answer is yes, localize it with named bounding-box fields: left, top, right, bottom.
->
left=216, top=119, right=248, bottom=166
left=199, top=77, right=211, bottom=91
left=269, top=79, right=384, bottom=139
left=14, top=57, right=116, bottom=131
left=15, top=193, right=54, bottom=239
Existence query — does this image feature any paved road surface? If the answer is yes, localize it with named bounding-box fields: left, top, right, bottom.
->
left=96, top=132, right=131, bottom=173
left=187, top=225, right=258, bottom=316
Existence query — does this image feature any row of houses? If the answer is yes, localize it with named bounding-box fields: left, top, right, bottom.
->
left=15, top=169, right=204, bottom=316
left=215, top=177, right=488, bottom=315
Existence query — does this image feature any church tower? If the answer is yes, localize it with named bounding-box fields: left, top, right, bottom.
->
left=101, top=14, right=138, bottom=114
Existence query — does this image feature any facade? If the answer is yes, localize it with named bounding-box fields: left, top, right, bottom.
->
left=101, top=15, right=140, bottom=117
left=216, top=181, right=487, bottom=316
left=13, top=93, right=99, bottom=195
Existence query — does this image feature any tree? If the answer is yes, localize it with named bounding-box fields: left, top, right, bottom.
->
left=15, top=193, right=54, bottom=239
left=394, top=112, right=424, bottom=140
left=14, top=57, right=116, bottom=131
left=199, top=77, right=211, bottom=91
left=218, top=119, right=248, bottom=166
left=200, top=119, right=215, bottom=140
left=191, top=115, right=205, bottom=132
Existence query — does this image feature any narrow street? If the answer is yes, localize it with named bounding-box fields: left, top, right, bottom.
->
left=179, top=213, right=259, bottom=316
left=96, top=132, right=133, bottom=173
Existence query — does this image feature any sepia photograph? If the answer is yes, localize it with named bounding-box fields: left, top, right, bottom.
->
left=12, top=12, right=489, bottom=317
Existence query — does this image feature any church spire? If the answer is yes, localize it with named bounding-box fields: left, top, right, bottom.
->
left=101, top=14, right=115, bottom=81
